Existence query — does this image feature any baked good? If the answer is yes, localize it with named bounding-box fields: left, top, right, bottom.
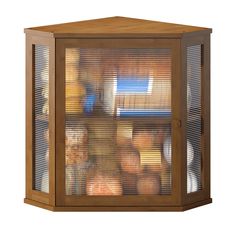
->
left=86, top=171, right=122, bottom=195
left=41, top=171, right=49, bottom=193
left=65, top=145, right=88, bottom=165
left=137, top=174, right=160, bottom=195
left=65, top=124, right=88, bottom=146
left=132, top=130, right=154, bottom=149
left=118, top=147, right=142, bottom=174
left=163, top=136, right=194, bottom=166
left=187, top=170, right=198, bottom=193
left=116, top=121, right=133, bottom=145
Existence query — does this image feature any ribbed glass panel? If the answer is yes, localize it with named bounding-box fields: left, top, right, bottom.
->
left=65, top=48, right=172, bottom=196
left=34, top=45, right=49, bottom=193
left=186, top=45, right=202, bottom=193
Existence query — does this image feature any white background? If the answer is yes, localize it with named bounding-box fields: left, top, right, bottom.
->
left=0, top=0, right=235, bottom=235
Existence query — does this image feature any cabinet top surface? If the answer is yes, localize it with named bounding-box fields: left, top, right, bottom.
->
left=24, top=16, right=212, bottom=38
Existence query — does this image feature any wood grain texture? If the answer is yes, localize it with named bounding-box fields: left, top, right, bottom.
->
left=24, top=197, right=212, bottom=211
left=24, top=16, right=212, bottom=38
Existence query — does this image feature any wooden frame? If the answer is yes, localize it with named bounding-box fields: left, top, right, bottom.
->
left=25, top=34, right=56, bottom=206
left=24, top=17, right=212, bottom=211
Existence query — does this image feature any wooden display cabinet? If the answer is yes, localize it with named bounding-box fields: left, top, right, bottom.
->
left=24, top=17, right=212, bottom=211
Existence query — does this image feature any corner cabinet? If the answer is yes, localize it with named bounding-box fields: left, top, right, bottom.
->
left=24, top=17, right=212, bottom=211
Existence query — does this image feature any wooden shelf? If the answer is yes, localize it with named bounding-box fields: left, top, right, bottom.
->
left=36, top=110, right=201, bottom=124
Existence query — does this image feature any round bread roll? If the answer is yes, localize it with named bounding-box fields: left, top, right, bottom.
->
left=187, top=170, right=198, bottom=193
left=118, top=147, right=142, bottom=174
left=66, top=124, right=88, bottom=146
left=65, top=145, right=88, bottom=165
left=86, top=172, right=122, bottom=196
left=163, top=136, right=194, bottom=166
left=41, top=171, right=49, bottom=193
left=132, top=130, right=154, bottom=149
left=137, top=174, right=160, bottom=195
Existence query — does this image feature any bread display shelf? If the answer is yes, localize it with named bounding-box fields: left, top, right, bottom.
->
left=25, top=17, right=212, bottom=211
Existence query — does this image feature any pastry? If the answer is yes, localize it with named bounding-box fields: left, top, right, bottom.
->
left=116, top=121, right=133, bottom=145
left=118, top=147, right=142, bottom=174
left=86, top=171, right=122, bottom=196
left=65, top=123, right=88, bottom=146
left=187, top=170, right=198, bottom=193
left=137, top=174, right=160, bottom=195
left=65, top=145, right=88, bottom=165
left=132, top=130, right=154, bottom=149
left=163, top=136, right=194, bottom=166
left=41, top=171, right=49, bottom=193
left=139, top=149, right=162, bottom=166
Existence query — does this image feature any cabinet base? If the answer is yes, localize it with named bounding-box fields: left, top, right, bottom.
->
left=24, top=198, right=212, bottom=211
